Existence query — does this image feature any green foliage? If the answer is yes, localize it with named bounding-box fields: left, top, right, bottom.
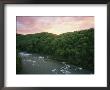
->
left=16, top=49, right=22, bottom=74
left=16, top=28, right=94, bottom=72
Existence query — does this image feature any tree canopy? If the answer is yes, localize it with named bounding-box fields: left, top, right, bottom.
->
left=16, top=28, right=94, bottom=72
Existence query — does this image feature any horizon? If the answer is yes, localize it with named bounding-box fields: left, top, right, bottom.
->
left=17, top=16, right=94, bottom=35
left=16, top=28, right=94, bottom=36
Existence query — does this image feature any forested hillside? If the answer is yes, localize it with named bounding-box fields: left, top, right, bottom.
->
left=16, top=28, right=94, bottom=73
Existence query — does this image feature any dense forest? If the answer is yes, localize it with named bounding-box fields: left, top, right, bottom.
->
left=16, top=28, right=94, bottom=73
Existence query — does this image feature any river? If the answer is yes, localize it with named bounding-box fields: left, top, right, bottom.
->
left=18, top=52, right=93, bottom=74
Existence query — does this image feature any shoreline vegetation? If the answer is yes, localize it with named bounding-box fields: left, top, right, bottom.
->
left=16, top=50, right=22, bottom=74
left=16, top=28, right=94, bottom=74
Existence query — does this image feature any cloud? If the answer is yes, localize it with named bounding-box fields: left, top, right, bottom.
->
left=17, top=16, right=94, bottom=35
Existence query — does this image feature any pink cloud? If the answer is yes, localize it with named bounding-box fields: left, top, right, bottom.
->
left=17, top=16, right=94, bottom=35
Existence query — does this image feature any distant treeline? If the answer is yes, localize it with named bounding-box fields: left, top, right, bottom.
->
left=16, top=28, right=94, bottom=73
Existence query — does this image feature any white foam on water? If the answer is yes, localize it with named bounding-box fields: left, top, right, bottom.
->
left=19, top=52, right=32, bottom=56
left=51, top=69, right=58, bottom=74
left=79, top=67, right=83, bottom=70
left=27, top=60, right=32, bottom=62
left=39, top=56, right=44, bottom=59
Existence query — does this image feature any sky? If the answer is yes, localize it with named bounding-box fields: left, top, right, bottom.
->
left=16, top=16, right=94, bottom=35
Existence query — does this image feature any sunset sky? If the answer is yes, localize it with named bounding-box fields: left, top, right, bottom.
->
left=16, top=16, right=94, bottom=35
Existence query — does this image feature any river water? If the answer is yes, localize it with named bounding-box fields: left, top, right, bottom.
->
left=18, top=52, right=93, bottom=74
